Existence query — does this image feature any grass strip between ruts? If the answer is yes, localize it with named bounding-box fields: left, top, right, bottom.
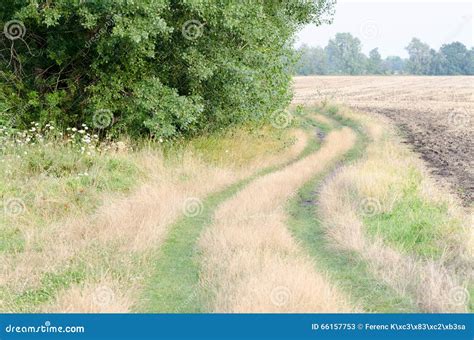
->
left=285, top=107, right=419, bottom=312
left=137, top=115, right=325, bottom=312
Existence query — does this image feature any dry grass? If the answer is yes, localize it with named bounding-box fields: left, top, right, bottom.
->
left=3, top=129, right=308, bottom=313
left=43, top=276, right=132, bottom=313
left=312, top=114, right=334, bottom=126
left=293, top=76, right=474, bottom=204
left=317, top=107, right=473, bottom=312
left=198, top=127, right=358, bottom=312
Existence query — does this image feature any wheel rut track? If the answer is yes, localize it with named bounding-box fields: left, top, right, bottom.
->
left=138, top=122, right=321, bottom=312
left=198, top=125, right=358, bottom=312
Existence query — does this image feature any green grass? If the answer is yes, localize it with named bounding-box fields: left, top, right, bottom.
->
left=286, top=107, right=418, bottom=312
left=1, top=143, right=141, bottom=255
left=303, top=105, right=471, bottom=311
left=323, top=103, right=463, bottom=261
left=0, top=263, right=87, bottom=312
left=137, top=178, right=254, bottom=312
left=0, top=227, right=24, bottom=253
left=363, top=169, right=461, bottom=259
left=17, top=267, right=85, bottom=308
left=0, top=136, right=137, bottom=310
left=137, top=116, right=323, bottom=312
left=0, top=119, right=310, bottom=312
left=0, top=239, right=151, bottom=312
left=3, top=106, right=468, bottom=313
left=287, top=176, right=418, bottom=312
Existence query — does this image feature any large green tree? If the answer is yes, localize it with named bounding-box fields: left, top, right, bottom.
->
left=405, top=38, right=432, bottom=75
left=0, top=0, right=335, bottom=138
left=438, top=42, right=472, bottom=75
left=325, top=33, right=365, bottom=74
left=367, top=48, right=383, bottom=74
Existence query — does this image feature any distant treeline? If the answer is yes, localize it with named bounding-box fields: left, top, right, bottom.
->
left=295, top=33, right=474, bottom=75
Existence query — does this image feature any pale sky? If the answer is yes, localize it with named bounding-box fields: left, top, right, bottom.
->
left=295, top=0, right=473, bottom=58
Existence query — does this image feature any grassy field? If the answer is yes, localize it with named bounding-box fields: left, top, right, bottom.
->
left=1, top=77, right=472, bottom=313
left=1, top=123, right=303, bottom=312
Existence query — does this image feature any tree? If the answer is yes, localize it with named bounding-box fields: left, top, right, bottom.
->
left=325, top=33, right=365, bottom=74
left=0, top=0, right=336, bottom=138
left=295, top=45, right=328, bottom=75
left=294, top=35, right=473, bottom=76
left=469, top=48, right=474, bottom=75
left=439, top=42, right=471, bottom=75
left=384, top=56, right=406, bottom=74
left=367, top=48, right=384, bottom=74
left=428, top=49, right=447, bottom=75
left=405, top=38, right=432, bottom=75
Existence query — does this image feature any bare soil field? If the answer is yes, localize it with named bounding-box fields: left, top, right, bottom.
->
left=293, top=76, right=474, bottom=204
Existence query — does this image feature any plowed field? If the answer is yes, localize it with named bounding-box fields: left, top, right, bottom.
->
left=293, top=76, right=474, bottom=204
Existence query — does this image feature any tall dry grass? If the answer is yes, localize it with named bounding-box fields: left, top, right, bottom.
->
left=198, top=128, right=358, bottom=312
left=318, top=108, right=473, bottom=312
left=3, top=130, right=308, bottom=313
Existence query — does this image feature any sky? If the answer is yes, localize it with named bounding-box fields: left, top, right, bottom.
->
left=295, top=0, right=473, bottom=58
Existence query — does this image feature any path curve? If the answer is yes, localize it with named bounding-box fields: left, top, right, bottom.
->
left=199, top=127, right=358, bottom=312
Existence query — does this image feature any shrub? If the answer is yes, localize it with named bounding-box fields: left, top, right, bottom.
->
left=0, top=0, right=335, bottom=139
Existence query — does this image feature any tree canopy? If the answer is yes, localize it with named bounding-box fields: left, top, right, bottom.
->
left=1, top=0, right=335, bottom=138
left=295, top=33, right=474, bottom=76
left=325, top=33, right=365, bottom=75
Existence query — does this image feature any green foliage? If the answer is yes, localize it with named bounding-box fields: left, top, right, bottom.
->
left=384, top=56, right=405, bottom=74
left=0, top=0, right=335, bottom=138
left=405, top=38, right=432, bottom=75
left=325, top=33, right=366, bottom=74
left=295, top=34, right=473, bottom=75
left=437, top=42, right=473, bottom=75
left=294, top=44, right=327, bottom=75
left=406, top=39, right=474, bottom=75
left=367, top=48, right=384, bottom=74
